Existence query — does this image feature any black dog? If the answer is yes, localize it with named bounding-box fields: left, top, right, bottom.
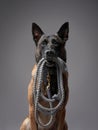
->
left=33, top=23, right=68, bottom=63
left=20, top=22, right=69, bottom=130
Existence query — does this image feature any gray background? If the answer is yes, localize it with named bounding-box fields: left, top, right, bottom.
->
left=0, top=0, right=97, bottom=130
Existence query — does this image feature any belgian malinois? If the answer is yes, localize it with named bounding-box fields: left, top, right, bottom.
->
left=20, top=22, right=69, bottom=130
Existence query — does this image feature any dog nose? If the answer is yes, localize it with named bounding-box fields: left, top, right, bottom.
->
left=45, top=50, right=56, bottom=62
left=45, top=50, right=55, bottom=57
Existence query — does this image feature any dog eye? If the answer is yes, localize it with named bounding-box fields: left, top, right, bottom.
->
left=52, top=39, right=59, bottom=46
left=42, top=40, right=48, bottom=46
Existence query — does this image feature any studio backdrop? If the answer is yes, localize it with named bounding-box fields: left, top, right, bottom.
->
left=0, top=0, right=97, bottom=130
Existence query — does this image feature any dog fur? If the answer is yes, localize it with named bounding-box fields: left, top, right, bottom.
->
left=20, top=22, right=69, bottom=130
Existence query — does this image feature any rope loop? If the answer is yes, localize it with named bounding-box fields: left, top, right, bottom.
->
left=33, top=57, right=67, bottom=128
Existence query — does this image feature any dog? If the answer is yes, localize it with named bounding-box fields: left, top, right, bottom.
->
left=20, top=22, right=69, bottom=130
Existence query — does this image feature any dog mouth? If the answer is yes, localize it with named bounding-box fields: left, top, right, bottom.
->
left=44, top=50, right=56, bottom=67
left=46, top=61, right=55, bottom=67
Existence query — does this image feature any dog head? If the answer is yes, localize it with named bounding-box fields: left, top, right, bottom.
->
left=32, top=22, right=69, bottom=64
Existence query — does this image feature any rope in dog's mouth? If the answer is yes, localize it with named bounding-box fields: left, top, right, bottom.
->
left=33, top=57, right=67, bottom=128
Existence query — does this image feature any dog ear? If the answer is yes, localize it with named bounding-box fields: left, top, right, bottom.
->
left=32, top=23, right=44, bottom=44
left=57, top=22, right=69, bottom=42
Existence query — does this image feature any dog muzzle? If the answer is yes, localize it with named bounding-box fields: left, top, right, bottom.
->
left=44, top=49, right=56, bottom=67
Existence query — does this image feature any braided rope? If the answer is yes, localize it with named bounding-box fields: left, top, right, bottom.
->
left=33, top=57, right=67, bottom=128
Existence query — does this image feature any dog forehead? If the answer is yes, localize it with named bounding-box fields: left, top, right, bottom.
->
left=39, top=34, right=63, bottom=44
left=47, top=35, right=63, bottom=43
left=47, top=35, right=58, bottom=40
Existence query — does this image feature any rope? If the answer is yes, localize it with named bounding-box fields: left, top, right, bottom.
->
left=33, top=57, right=67, bottom=128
